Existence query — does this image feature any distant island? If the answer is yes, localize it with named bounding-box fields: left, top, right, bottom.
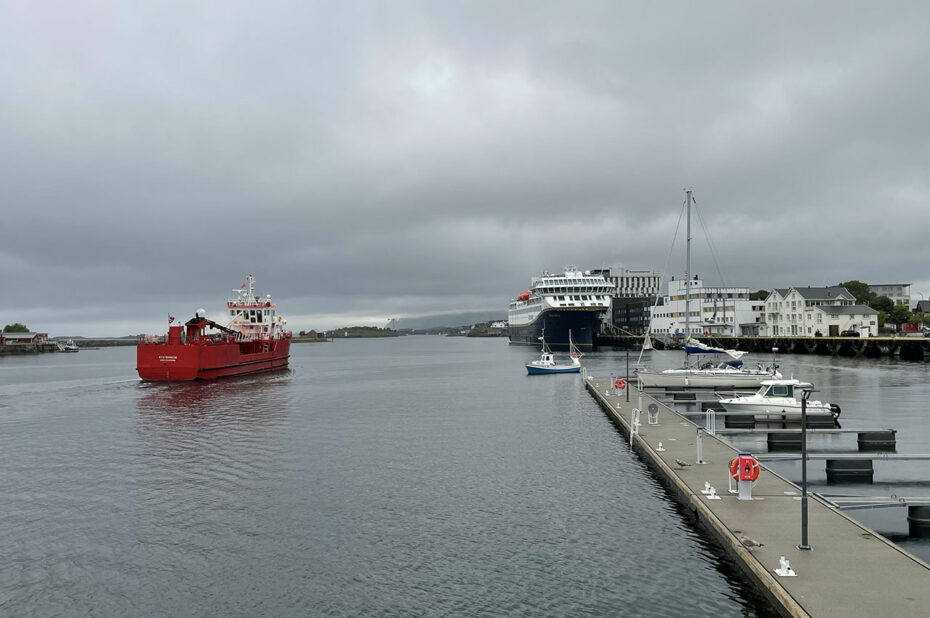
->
left=326, top=326, right=399, bottom=338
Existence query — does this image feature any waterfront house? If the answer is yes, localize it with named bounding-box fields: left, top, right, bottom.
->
left=762, top=287, right=877, bottom=337
left=0, top=331, right=48, bottom=345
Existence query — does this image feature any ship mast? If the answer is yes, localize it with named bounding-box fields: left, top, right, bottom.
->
left=685, top=189, right=692, bottom=341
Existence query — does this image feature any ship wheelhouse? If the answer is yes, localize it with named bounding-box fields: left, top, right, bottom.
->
left=225, top=276, right=288, bottom=341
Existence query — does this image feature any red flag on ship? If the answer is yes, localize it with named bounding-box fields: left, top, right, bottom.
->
left=241, top=283, right=246, bottom=288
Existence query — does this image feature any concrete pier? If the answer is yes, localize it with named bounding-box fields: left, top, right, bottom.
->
left=586, top=377, right=930, bottom=617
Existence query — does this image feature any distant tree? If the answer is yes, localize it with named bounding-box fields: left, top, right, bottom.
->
left=749, top=290, right=769, bottom=301
left=838, top=280, right=874, bottom=306
left=298, top=330, right=306, bottom=337
left=3, top=323, right=28, bottom=333
left=871, top=296, right=895, bottom=313
left=889, top=304, right=911, bottom=325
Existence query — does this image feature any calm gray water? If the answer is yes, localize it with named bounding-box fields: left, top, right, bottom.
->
left=4, top=337, right=927, bottom=616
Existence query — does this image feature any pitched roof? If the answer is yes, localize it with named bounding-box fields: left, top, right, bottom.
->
left=793, top=286, right=854, bottom=300
left=818, top=305, right=877, bottom=316
left=1, top=331, right=41, bottom=339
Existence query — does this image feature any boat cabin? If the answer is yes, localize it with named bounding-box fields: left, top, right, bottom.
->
left=755, top=381, right=813, bottom=399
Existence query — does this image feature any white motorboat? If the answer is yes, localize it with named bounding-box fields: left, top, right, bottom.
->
left=57, top=339, right=79, bottom=353
left=718, top=379, right=841, bottom=422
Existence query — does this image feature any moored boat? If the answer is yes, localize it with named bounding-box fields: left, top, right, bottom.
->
left=636, top=340, right=781, bottom=387
left=635, top=190, right=778, bottom=388
left=526, top=331, right=583, bottom=375
left=137, top=275, right=291, bottom=381
left=57, top=339, right=79, bottom=353
left=718, top=379, right=841, bottom=423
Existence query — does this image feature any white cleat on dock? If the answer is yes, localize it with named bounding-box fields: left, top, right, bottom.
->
left=774, top=556, right=796, bottom=577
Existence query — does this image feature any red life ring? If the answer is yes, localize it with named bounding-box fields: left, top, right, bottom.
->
left=729, top=456, right=760, bottom=482
left=615, top=378, right=627, bottom=390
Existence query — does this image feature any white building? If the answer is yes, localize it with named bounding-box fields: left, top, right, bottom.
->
left=763, top=287, right=878, bottom=337
left=591, top=268, right=662, bottom=299
left=869, top=283, right=911, bottom=307
left=647, top=277, right=764, bottom=337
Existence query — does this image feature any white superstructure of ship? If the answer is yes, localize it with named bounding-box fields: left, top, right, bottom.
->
left=508, top=267, right=614, bottom=350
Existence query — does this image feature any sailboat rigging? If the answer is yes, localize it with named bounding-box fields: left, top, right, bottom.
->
left=635, top=190, right=781, bottom=388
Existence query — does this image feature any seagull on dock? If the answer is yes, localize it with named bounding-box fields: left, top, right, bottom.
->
left=737, top=534, right=764, bottom=550
left=674, top=458, right=692, bottom=468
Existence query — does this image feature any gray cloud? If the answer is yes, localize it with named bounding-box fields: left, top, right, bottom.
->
left=2, top=1, right=929, bottom=335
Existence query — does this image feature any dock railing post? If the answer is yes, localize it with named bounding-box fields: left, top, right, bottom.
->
left=696, top=426, right=705, bottom=464
left=704, top=408, right=716, bottom=435
left=799, top=388, right=813, bottom=550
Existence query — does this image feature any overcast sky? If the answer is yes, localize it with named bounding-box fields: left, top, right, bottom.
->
left=3, top=1, right=930, bottom=336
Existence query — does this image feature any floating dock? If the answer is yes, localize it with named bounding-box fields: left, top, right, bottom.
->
left=585, top=376, right=930, bottom=617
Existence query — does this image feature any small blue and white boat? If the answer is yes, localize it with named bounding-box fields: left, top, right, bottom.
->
left=526, top=331, right=582, bottom=375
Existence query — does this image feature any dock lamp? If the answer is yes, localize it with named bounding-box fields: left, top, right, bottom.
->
left=799, top=387, right=814, bottom=551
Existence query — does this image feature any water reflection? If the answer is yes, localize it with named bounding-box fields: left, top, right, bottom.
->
left=135, top=372, right=292, bottom=429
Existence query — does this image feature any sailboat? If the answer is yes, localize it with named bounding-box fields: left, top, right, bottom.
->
left=526, top=330, right=583, bottom=375
left=635, top=190, right=781, bottom=388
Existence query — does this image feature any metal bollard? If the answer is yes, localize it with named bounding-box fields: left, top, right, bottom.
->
left=696, top=426, right=706, bottom=464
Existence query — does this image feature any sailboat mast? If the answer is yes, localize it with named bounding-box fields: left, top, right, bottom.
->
left=685, top=189, right=692, bottom=340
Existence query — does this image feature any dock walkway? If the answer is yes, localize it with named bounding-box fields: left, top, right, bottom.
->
left=586, top=376, right=930, bottom=617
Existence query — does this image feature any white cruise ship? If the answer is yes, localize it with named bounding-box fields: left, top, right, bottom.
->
left=508, top=267, right=614, bottom=350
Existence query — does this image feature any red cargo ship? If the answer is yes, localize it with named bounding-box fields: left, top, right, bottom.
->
left=137, top=275, right=291, bottom=381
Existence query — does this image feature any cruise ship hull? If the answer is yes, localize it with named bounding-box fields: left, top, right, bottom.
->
left=509, top=308, right=602, bottom=350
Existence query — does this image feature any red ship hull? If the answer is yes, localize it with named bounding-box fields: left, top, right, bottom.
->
left=137, top=335, right=291, bottom=381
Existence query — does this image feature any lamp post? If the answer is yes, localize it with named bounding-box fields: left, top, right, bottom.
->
left=626, top=349, right=630, bottom=402
left=799, top=387, right=813, bottom=551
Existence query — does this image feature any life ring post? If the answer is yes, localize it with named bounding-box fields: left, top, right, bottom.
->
left=730, top=451, right=760, bottom=501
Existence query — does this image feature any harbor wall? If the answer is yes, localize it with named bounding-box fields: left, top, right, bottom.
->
left=594, top=333, right=929, bottom=360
